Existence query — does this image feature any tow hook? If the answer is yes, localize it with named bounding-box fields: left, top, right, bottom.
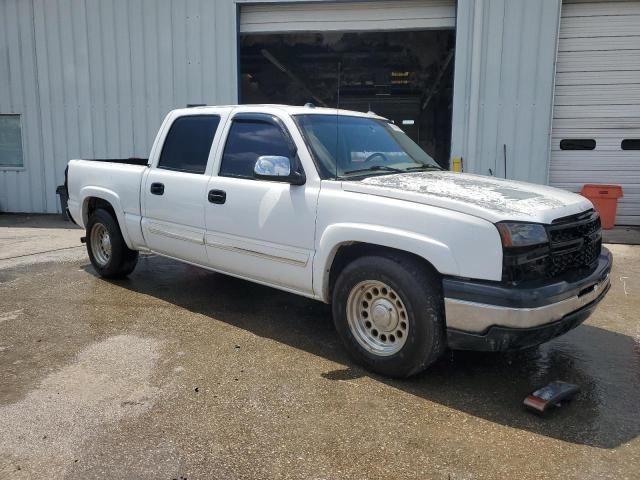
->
left=80, top=236, right=87, bottom=244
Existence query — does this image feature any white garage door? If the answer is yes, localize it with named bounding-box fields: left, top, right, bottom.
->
left=240, top=0, right=456, bottom=34
left=550, top=0, right=640, bottom=226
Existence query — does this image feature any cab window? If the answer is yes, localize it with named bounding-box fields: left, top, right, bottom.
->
left=220, top=120, right=291, bottom=179
left=158, top=115, right=220, bottom=174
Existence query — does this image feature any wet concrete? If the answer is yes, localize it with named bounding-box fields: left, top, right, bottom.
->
left=0, top=214, right=83, bottom=267
left=0, top=216, right=639, bottom=479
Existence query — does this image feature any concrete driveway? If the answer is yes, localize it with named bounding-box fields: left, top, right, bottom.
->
left=0, top=215, right=638, bottom=479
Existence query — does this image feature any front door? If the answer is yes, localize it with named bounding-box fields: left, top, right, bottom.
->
left=142, top=114, right=221, bottom=265
left=204, top=113, right=318, bottom=295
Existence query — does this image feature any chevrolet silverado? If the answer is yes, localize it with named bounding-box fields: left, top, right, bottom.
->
left=64, top=105, right=612, bottom=377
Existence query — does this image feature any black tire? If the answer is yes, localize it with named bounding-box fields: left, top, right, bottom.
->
left=332, top=254, right=445, bottom=378
left=86, top=208, right=138, bottom=279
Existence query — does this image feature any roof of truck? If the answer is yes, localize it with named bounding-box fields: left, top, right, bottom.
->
left=171, top=104, right=388, bottom=120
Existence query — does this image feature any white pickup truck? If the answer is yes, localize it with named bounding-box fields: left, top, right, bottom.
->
left=64, top=104, right=612, bottom=377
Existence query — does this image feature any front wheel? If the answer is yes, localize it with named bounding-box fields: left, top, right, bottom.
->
left=332, top=254, right=445, bottom=378
left=86, top=209, right=138, bottom=278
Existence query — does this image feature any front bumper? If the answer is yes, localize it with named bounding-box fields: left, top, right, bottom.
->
left=443, top=248, right=612, bottom=351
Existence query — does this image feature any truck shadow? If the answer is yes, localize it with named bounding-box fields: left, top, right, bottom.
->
left=102, top=254, right=639, bottom=449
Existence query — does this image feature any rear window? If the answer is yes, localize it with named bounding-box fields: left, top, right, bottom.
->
left=158, top=115, right=220, bottom=174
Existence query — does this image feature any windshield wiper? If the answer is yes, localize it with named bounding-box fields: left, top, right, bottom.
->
left=343, top=165, right=405, bottom=175
left=405, top=165, right=442, bottom=171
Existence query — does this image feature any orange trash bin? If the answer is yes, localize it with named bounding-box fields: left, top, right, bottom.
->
left=580, top=184, right=623, bottom=230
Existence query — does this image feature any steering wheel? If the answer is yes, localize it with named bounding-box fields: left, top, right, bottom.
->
left=364, top=152, right=389, bottom=163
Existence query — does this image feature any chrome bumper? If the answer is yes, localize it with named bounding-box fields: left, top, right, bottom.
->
left=443, top=248, right=613, bottom=335
left=445, top=273, right=610, bottom=332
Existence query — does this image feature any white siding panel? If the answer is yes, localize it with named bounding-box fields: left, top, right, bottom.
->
left=556, top=49, right=640, bottom=72
left=130, top=0, right=147, bottom=156
left=559, top=35, right=640, bottom=52
left=1, top=0, right=30, bottom=211
left=451, top=0, right=562, bottom=184
left=550, top=1, right=640, bottom=226
left=240, top=0, right=456, bottom=33
left=554, top=117, right=640, bottom=132
left=563, top=1, right=640, bottom=17
left=556, top=70, right=640, bottom=86
left=560, top=15, right=640, bottom=38
left=0, top=0, right=239, bottom=213
left=554, top=84, right=640, bottom=101
left=555, top=105, right=640, bottom=119
left=0, top=0, right=44, bottom=212
left=17, top=0, right=46, bottom=212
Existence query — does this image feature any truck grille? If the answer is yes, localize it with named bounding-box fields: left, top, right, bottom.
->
left=502, top=209, right=602, bottom=283
left=547, top=209, right=602, bottom=278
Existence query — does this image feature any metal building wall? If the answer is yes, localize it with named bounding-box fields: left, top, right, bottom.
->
left=1, top=0, right=563, bottom=213
left=0, top=0, right=238, bottom=213
left=450, top=0, right=562, bottom=184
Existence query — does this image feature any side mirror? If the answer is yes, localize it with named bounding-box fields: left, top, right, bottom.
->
left=253, top=156, right=305, bottom=185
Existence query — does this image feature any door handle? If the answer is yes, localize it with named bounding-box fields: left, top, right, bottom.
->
left=208, top=189, right=226, bottom=204
left=150, top=182, right=164, bottom=195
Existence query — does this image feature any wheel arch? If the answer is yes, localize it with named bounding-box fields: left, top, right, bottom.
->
left=80, top=188, right=133, bottom=249
left=314, top=224, right=459, bottom=303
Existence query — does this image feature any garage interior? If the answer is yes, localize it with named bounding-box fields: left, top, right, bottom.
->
left=239, top=30, right=455, bottom=168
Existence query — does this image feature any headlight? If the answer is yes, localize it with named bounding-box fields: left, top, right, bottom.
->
left=496, top=222, right=548, bottom=247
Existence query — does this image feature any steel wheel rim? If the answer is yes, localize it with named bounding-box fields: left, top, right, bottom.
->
left=90, top=223, right=111, bottom=267
left=346, top=280, right=409, bottom=356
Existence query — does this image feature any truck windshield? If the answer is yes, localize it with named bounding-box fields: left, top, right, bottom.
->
left=294, top=114, right=441, bottom=179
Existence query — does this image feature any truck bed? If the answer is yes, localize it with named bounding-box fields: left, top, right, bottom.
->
left=80, top=157, right=149, bottom=166
left=66, top=158, right=148, bottom=229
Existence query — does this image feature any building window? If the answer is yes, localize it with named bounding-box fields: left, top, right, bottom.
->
left=559, top=139, right=595, bottom=151
left=621, top=139, right=640, bottom=151
left=560, top=138, right=596, bottom=150
left=0, top=115, right=24, bottom=168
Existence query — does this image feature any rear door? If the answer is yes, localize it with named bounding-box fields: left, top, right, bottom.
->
left=141, top=112, right=226, bottom=264
left=203, top=112, right=319, bottom=295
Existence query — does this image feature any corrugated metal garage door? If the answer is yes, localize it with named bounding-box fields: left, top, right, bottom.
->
left=240, top=0, right=456, bottom=33
left=550, top=0, right=640, bottom=225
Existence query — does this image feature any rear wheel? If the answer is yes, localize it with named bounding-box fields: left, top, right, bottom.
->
left=86, top=209, right=138, bottom=278
left=332, top=254, right=445, bottom=378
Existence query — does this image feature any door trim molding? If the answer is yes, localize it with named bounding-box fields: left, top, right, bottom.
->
left=205, top=232, right=309, bottom=267
left=147, top=223, right=205, bottom=245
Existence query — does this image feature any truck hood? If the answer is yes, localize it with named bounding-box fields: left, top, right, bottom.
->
left=342, top=171, right=593, bottom=224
